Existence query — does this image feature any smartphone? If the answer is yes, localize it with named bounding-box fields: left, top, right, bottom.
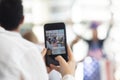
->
left=44, top=22, right=68, bottom=66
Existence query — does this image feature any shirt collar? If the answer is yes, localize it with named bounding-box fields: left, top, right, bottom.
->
left=0, top=26, right=22, bottom=38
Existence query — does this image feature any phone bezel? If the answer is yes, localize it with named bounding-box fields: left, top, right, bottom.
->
left=44, top=22, right=68, bottom=66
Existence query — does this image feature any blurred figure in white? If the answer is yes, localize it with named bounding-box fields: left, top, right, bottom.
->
left=0, top=0, right=75, bottom=80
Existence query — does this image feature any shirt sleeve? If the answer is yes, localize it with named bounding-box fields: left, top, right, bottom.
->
left=62, top=75, right=75, bottom=80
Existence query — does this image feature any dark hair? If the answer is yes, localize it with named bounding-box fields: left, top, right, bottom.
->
left=0, top=0, right=23, bottom=30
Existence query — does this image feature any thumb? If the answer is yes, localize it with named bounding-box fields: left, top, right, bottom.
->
left=55, top=56, right=67, bottom=65
left=41, top=48, right=47, bottom=57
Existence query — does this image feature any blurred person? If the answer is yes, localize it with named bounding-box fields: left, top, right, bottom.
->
left=71, top=21, right=113, bottom=80
left=46, top=37, right=53, bottom=55
left=71, top=22, right=105, bottom=59
left=22, top=30, right=43, bottom=52
left=0, top=0, right=75, bottom=80
left=22, top=30, right=39, bottom=44
left=46, top=37, right=52, bottom=50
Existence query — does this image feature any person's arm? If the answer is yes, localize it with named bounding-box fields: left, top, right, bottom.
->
left=70, top=35, right=80, bottom=50
left=70, top=34, right=87, bottom=50
left=104, top=13, right=114, bottom=40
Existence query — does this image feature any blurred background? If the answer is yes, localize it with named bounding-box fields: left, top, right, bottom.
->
left=21, top=0, right=120, bottom=80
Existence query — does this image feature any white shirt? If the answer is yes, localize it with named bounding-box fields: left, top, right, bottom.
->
left=49, top=70, right=62, bottom=80
left=0, top=27, right=74, bottom=80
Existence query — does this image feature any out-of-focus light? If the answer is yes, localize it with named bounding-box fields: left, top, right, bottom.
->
left=23, top=0, right=32, bottom=8
left=71, top=6, right=82, bottom=23
left=112, top=0, right=120, bottom=8
left=103, top=38, right=115, bottom=60
left=72, top=24, right=92, bottom=40
left=32, top=25, right=44, bottom=43
left=72, top=9, right=111, bottom=22
left=114, top=12, right=120, bottom=22
left=71, top=0, right=111, bottom=23
left=73, top=40, right=88, bottom=62
left=115, top=68, right=120, bottom=80
left=32, top=1, right=50, bottom=24
left=23, top=0, right=33, bottom=23
left=97, top=23, right=109, bottom=40
left=75, top=62, right=84, bottom=80
left=24, top=14, right=33, bottom=23
left=84, top=56, right=93, bottom=64
left=72, top=24, right=85, bottom=36
left=110, top=26, right=120, bottom=42
left=76, top=0, right=109, bottom=6
left=66, top=25, right=76, bottom=44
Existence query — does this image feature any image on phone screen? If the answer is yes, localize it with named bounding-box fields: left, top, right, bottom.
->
left=46, top=29, right=65, bottom=55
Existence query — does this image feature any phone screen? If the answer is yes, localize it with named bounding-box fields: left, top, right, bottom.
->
left=44, top=23, right=68, bottom=66
left=46, top=29, right=65, bottom=55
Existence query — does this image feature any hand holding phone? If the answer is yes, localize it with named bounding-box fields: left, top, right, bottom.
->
left=50, top=46, right=75, bottom=77
left=44, top=22, right=68, bottom=66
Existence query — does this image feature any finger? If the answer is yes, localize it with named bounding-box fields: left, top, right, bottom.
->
left=47, top=67, right=52, bottom=73
left=49, top=64, right=60, bottom=72
left=55, top=56, right=67, bottom=66
left=67, top=45, right=74, bottom=60
left=41, top=48, right=47, bottom=57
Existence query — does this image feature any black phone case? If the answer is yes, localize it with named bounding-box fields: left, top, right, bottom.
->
left=44, top=22, right=68, bottom=66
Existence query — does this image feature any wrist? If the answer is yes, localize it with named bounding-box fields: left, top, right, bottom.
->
left=62, top=74, right=74, bottom=80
